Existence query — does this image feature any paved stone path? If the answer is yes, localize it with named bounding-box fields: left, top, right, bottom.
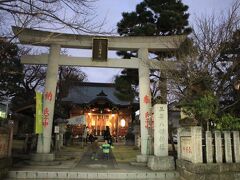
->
left=6, top=144, right=180, bottom=179
left=77, top=144, right=117, bottom=169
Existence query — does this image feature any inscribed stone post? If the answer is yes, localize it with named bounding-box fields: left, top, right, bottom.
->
left=223, top=131, right=232, bottom=163
left=233, top=131, right=240, bottom=163
left=214, top=131, right=223, bottom=163
left=191, top=126, right=202, bottom=163
left=153, top=104, right=168, bottom=156
left=206, top=131, right=213, bottom=163
left=177, top=127, right=183, bottom=159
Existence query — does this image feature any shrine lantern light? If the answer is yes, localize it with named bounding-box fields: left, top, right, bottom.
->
left=120, top=119, right=126, bottom=128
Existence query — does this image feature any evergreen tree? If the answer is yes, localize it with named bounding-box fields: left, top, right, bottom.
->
left=117, top=0, right=191, bottom=36
left=0, top=39, right=23, bottom=100
left=115, top=0, right=191, bottom=102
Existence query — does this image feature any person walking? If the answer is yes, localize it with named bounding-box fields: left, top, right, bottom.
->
left=103, top=126, right=110, bottom=141
left=83, top=125, right=88, bottom=144
left=100, top=140, right=113, bottom=160
left=89, top=133, right=96, bottom=144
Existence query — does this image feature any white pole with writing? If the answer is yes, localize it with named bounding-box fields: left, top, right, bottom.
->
left=37, top=45, right=60, bottom=154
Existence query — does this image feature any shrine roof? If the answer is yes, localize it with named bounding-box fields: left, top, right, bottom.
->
left=62, top=82, right=137, bottom=106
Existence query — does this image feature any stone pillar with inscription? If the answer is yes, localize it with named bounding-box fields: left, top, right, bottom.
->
left=205, top=131, right=213, bottom=163
left=137, top=48, right=152, bottom=163
left=34, top=45, right=60, bottom=161
left=191, top=126, right=203, bottom=163
left=215, top=131, right=223, bottom=163
left=223, top=131, right=232, bottom=163
left=147, top=104, right=174, bottom=170
left=153, top=104, right=168, bottom=156
left=177, top=127, right=183, bottom=159
left=233, top=131, right=240, bottom=163
left=178, top=127, right=192, bottom=162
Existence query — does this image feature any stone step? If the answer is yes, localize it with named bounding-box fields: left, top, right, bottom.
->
left=8, top=170, right=179, bottom=179
left=129, top=161, right=147, bottom=167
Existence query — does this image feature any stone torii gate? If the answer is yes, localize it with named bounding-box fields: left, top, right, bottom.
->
left=13, top=27, right=185, bottom=167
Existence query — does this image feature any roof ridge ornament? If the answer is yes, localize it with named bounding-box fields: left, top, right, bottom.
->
left=97, top=90, right=107, bottom=97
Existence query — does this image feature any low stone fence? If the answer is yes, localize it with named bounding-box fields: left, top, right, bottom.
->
left=177, top=126, right=240, bottom=180
left=0, top=127, right=12, bottom=179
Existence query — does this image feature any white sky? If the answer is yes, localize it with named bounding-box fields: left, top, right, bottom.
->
left=82, top=0, right=236, bottom=83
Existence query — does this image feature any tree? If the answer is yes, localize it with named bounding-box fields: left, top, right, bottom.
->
left=169, top=1, right=240, bottom=130
left=216, top=29, right=240, bottom=117
left=115, top=0, right=191, bottom=103
left=0, top=39, right=23, bottom=100
left=11, top=64, right=87, bottom=118
left=11, top=64, right=46, bottom=111
left=0, top=0, right=102, bottom=38
left=118, top=0, right=191, bottom=36
left=114, top=75, right=136, bottom=102
left=56, top=66, right=87, bottom=118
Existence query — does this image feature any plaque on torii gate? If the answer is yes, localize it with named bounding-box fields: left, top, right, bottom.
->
left=92, top=38, right=108, bottom=61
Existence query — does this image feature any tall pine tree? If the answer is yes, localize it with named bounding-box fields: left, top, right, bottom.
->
left=115, top=0, right=191, bottom=102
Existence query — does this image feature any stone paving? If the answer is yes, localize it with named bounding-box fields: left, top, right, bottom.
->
left=6, top=144, right=179, bottom=179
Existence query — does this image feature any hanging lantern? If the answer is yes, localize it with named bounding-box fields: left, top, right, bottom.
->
left=120, top=119, right=126, bottom=128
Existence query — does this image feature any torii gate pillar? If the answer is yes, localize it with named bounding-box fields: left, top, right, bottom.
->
left=137, top=48, right=152, bottom=162
left=33, top=45, right=60, bottom=161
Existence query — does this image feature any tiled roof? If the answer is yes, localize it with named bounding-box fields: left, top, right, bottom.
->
left=63, top=82, right=136, bottom=106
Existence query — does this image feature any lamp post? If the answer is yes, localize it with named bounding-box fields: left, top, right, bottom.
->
left=234, top=80, right=240, bottom=91
left=8, top=118, right=14, bottom=157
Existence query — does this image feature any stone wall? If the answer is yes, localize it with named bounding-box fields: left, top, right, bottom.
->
left=177, top=126, right=202, bottom=163
left=178, top=127, right=240, bottom=164
left=177, top=127, right=240, bottom=179
left=177, top=159, right=240, bottom=180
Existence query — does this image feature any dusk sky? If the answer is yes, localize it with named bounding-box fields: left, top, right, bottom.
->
left=82, top=0, right=236, bottom=83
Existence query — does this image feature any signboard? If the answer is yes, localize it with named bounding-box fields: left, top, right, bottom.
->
left=180, top=136, right=192, bottom=161
left=92, top=38, right=108, bottom=61
left=0, top=111, right=6, bottom=119
left=54, top=126, right=59, bottom=133
left=0, top=134, right=8, bottom=158
left=0, top=103, right=7, bottom=119
left=67, top=115, right=86, bottom=125
left=35, top=91, right=43, bottom=134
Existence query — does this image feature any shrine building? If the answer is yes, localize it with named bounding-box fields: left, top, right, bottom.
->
left=63, top=82, right=138, bottom=139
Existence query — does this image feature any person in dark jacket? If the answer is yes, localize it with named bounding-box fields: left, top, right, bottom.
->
left=103, top=126, right=110, bottom=141
left=89, top=133, right=95, bottom=144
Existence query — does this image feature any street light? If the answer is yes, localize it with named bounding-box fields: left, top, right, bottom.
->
left=234, top=80, right=240, bottom=91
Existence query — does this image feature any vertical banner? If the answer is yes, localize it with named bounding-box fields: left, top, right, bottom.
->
left=35, top=91, right=43, bottom=134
